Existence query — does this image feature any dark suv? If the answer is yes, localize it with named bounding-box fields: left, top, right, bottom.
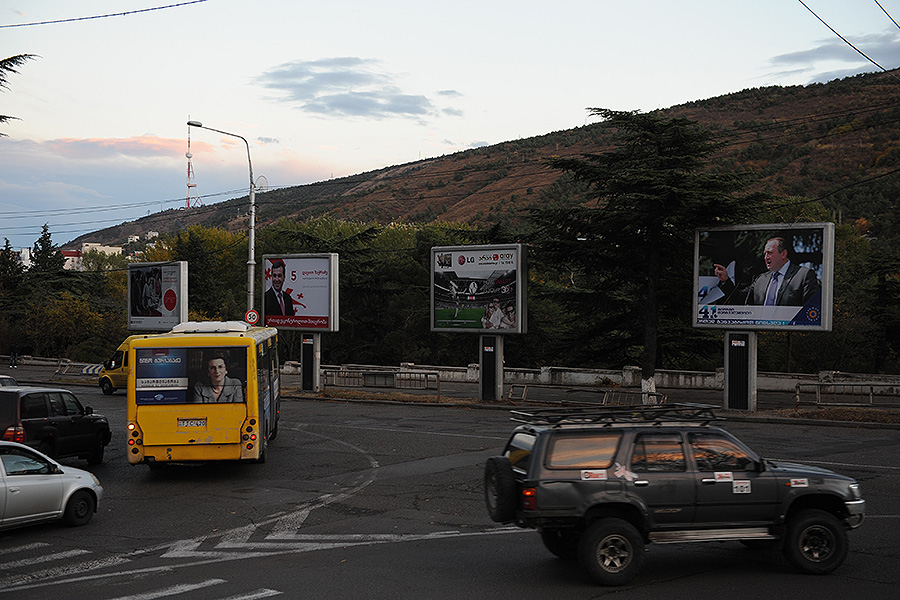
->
left=0, top=387, right=111, bottom=465
left=484, top=404, right=866, bottom=586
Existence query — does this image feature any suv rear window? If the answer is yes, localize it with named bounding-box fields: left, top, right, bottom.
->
left=546, top=432, right=622, bottom=469
left=0, top=391, right=15, bottom=424
left=20, top=394, right=49, bottom=419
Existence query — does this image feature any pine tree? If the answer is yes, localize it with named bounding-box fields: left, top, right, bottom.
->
left=530, top=109, right=761, bottom=392
left=30, top=224, right=66, bottom=273
left=0, top=237, right=24, bottom=292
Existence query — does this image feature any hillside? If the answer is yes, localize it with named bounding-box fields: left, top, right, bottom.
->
left=69, top=69, right=900, bottom=247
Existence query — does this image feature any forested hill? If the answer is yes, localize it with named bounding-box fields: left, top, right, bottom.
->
left=70, top=69, right=900, bottom=247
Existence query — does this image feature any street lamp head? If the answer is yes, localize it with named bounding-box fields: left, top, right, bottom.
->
left=187, top=120, right=203, bottom=127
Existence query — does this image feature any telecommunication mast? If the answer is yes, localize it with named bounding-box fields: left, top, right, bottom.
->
left=185, top=120, right=202, bottom=208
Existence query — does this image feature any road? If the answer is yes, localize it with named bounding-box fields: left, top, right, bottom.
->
left=1, top=385, right=898, bottom=599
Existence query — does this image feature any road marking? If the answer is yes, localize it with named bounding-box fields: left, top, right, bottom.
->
left=107, top=578, right=225, bottom=600
left=0, top=549, right=90, bottom=570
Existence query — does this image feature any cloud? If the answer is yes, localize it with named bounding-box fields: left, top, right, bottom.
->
left=770, top=31, right=900, bottom=83
left=256, top=57, right=444, bottom=120
left=43, top=135, right=184, bottom=160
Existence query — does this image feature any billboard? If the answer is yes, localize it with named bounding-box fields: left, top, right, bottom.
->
left=128, top=261, right=188, bottom=331
left=261, top=254, right=339, bottom=331
left=693, top=223, right=834, bottom=331
left=134, top=346, right=247, bottom=405
left=431, top=244, right=527, bottom=334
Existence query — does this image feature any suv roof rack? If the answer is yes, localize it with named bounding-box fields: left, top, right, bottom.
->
left=510, top=403, right=722, bottom=427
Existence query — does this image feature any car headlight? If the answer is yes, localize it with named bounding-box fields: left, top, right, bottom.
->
left=91, top=474, right=101, bottom=486
left=848, top=483, right=861, bottom=500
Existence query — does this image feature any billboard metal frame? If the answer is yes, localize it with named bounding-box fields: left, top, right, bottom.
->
left=430, top=244, right=527, bottom=334
left=261, top=253, right=339, bottom=332
left=693, top=222, right=834, bottom=332
left=127, top=261, right=188, bottom=332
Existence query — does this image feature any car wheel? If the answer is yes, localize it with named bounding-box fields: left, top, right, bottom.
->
left=783, top=509, right=848, bottom=574
left=484, top=456, right=517, bottom=523
left=100, top=378, right=114, bottom=395
left=540, top=528, right=581, bottom=560
left=579, top=518, right=644, bottom=586
left=87, top=433, right=105, bottom=465
left=63, top=490, right=95, bottom=527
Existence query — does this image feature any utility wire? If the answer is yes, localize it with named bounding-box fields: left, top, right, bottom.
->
left=0, top=1, right=209, bottom=29
left=797, top=0, right=900, bottom=83
left=874, top=0, right=900, bottom=31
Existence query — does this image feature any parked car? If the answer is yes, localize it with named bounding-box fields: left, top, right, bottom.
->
left=0, top=387, right=111, bottom=465
left=0, top=440, right=103, bottom=529
left=485, top=404, right=866, bottom=586
left=0, top=375, right=17, bottom=387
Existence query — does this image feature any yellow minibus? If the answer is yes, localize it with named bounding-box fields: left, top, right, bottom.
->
left=126, top=321, right=280, bottom=466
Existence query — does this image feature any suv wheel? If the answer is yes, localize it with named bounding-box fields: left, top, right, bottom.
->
left=783, top=509, right=848, bottom=574
left=540, top=528, right=580, bottom=560
left=579, top=518, right=644, bottom=586
left=484, top=456, right=517, bottom=523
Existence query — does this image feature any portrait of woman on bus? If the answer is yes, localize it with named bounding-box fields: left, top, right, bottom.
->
left=192, top=351, right=244, bottom=403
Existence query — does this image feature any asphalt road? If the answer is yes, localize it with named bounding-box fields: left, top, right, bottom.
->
left=1, top=383, right=898, bottom=599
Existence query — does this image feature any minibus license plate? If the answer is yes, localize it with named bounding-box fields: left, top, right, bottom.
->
left=178, top=418, right=206, bottom=427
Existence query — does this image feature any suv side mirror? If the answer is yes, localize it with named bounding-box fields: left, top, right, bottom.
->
left=84, top=406, right=94, bottom=415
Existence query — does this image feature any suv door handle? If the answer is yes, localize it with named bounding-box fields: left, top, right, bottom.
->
left=634, top=480, right=649, bottom=486
left=701, top=478, right=718, bottom=484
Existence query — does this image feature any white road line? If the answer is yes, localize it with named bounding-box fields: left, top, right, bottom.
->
left=218, top=590, right=282, bottom=600
left=0, top=555, right=131, bottom=589
left=0, top=543, right=49, bottom=556
left=107, top=578, right=225, bottom=600
left=0, top=549, right=90, bottom=570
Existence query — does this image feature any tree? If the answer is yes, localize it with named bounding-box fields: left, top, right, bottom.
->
left=0, top=237, right=24, bottom=293
left=30, top=224, right=65, bottom=273
left=1, top=54, right=36, bottom=136
left=530, top=109, right=759, bottom=392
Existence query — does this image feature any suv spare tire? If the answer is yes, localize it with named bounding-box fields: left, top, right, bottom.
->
left=484, top=456, right=517, bottom=523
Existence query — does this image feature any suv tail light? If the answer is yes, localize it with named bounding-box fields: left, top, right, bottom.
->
left=522, top=487, right=537, bottom=510
left=2, top=426, right=25, bottom=443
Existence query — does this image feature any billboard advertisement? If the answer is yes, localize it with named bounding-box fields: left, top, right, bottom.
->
left=431, top=244, right=527, bottom=334
left=261, top=254, right=339, bottom=331
left=128, top=261, right=188, bottom=331
left=693, top=223, right=834, bottom=331
left=134, top=346, right=247, bottom=405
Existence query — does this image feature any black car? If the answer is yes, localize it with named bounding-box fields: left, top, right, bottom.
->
left=0, top=387, right=111, bottom=465
left=484, top=403, right=866, bottom=586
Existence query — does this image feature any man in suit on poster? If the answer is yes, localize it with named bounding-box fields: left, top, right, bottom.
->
left=714, top=237, right=819, bottom=306
left=264, top=259, right=294, bottom=317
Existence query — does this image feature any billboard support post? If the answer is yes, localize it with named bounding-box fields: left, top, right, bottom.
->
left=479, top=335, right=504, bottom=402
left=300, top=333, right=321, bottom=392
left=724, top=331, right=757, bottom=411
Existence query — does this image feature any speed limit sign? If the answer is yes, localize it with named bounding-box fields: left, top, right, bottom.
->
left=245, top=309, right=260, bottom=325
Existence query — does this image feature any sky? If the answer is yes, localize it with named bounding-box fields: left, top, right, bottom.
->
left=1, top=0, right=899, bottom=249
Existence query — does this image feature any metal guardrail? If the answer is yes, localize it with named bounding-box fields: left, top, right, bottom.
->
left=507, top=384, right=666, bottom=406
left=794, top=382, right=900, bottom=407
left=323, top=369, right=441, bottom=394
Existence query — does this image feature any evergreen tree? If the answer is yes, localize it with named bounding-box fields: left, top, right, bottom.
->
left=1, top=54, right=37, bottom=135
left=30, top=224, right=65, bottom=273
left=0, top=237, right=24, bottom=292
left=530, top=109, right=760, bottom=392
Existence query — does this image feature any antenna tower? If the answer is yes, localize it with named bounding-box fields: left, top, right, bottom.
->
left=185, top=119, right=202, bottom=209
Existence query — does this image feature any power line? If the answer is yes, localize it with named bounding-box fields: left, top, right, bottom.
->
left=874, top=0, right=900, bottom=32
left=797, top=0, right=900, bottom=83
left=0, top=1, right=209, bottom=29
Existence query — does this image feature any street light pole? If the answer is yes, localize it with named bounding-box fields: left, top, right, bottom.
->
left=186, top=120, right=256, bottom=314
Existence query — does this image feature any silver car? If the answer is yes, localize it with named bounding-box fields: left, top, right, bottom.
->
left=0, top=440, right=103, bottom=530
